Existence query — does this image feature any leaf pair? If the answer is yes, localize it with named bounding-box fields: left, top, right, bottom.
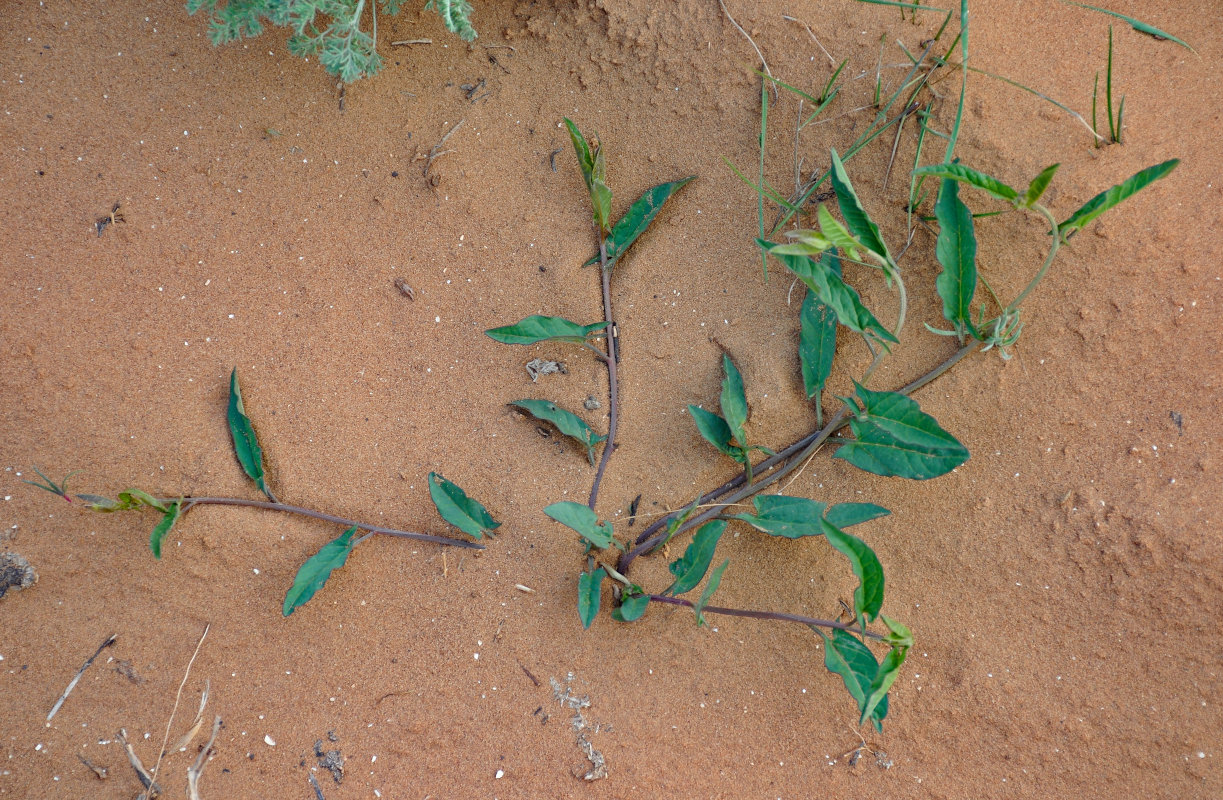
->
left=834, top=383, right=969, bottom=480
left=733, top=495, right=889, bottom=539
left=688, top=355, right=772, bottom=471
left=564, top=118, right=613, bottom=233
left=78, top=488, right=184, bottom=560
left=819, top=617, right=910, bottom=732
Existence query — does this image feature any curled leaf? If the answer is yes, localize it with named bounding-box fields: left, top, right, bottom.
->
left=719, top=354, right=749, bottom=448
left=228, top=368, right=274, bottom=501
left=149, top=500, right=182, bottom=560
left=821, top=519, right=885, bottom=626
left=818, top=628, right=890, bottom=732
left=693, top=559, right=729, bottom=627
left=612, top=590, right=650, bottom=623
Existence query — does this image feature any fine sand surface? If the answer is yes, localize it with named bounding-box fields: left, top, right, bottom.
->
left=2, top=1, right=1219, bottom=797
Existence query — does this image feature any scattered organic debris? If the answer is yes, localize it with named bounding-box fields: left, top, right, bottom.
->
left=0, top=551, right=37, bottom=599
left=46, top=633, right=117, bottom=721
left=315, top=735, right=344, bottom=784
left=550, top=673, right=608, bottom=781
left=525, top=358, right=566, bottom=382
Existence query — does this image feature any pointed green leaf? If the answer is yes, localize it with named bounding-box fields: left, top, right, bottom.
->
left=913, top=163, right=1019, bottom=203
left=818, top=628, right=889, bottom=732
left=719, top=354, right=749, bottom=447
left=544, top=501, right=617, bottom=551
left=880, top=614, right=913, bottom=648
left=735, top=495, right=827, bottom=539
left=1061, top=2, right=1195, bottom=52
left=666, top=520, right=727, bottom=596
left=590, top=178, right=613, bottom=233
left=564, top=118, right=595, bottom=187
left=861, top=644, right=908, bottom=727
left=933, top=177, right=979, bottom=335
left=585, top=176, right=696, bottom=268
left=149, top=500, right=182, bottom=560
left=429, top=473, right=500, bottom=539
left=799, top=290, right=838, bottom=401
left=283, top=527, right=357, bottom=616
left=821, top=519, right=885, bottom=625
left=612, top=590, right=649, bottom=622
left=834, top=383, right=969, bottom=479
left=829, top=148, right=893, bottom=266
left=760, top=242, right=898, bottom=345
left=577, top=567, right=606, bottom=629
left=693, top=558, right=729, bottom=626
left=116, top=488, right=169, bottom=513
left=1023, top=163, right=1060, bottom=207
left=771, top=230, right=833, bottom=257
left=484, top=315, right=610, bottom=345
left=825, top=502, right=891, bottom=530
left=1059, top=159, right=1179, bottom=237
left=227, top=368, right=274, bottom=501
left=816, top=203, right=865, bottom=261
left=510, top=400, right=606, bottom=466
left=687, top=405, right=744, bottom=463
left=77, top=493, right=122, bottom=512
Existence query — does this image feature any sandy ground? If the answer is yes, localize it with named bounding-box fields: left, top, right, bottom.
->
left=1, top=0, right=1220, bottom=797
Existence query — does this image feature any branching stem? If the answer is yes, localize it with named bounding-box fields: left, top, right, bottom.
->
left=175, top=496, right=484, bottom=550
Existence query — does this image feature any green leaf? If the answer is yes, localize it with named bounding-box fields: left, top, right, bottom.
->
left=1023, top=163, right=1060, bottom=207
left=666, top=520, right=727, bottom=596
left=821, top=519, right=885, bottom=626
left=719, top=354, right=749, bottom=447
left=825, top=502, right=891, bottom=529
left=283, top=526, right=357, bottom=617
left=735, top=495, right=827, bottom=539
left=1059, top=159, right=1179, bottom=237
left=687, top=405, right=745, bottom=463
left=428, top=473, right=500, bottom=539
left=799, top=290, right=838, bottom=403
left=577, top=567, right=606, bottom=629
left=590, top=177, right=613, bottom=234
left=816, top=203, right=865, bottom=262
left=116, top=488, right=169, bottom=513
left=77, top=493, right=122, bottom=512
left=1060, top=2, right=1195, bottom=53
left=484, top=315, right=609, bottom=345
left=818, top=628, right=889, bottom=732
left=612, top=590, right=650, bottom=622
left=912, top=163, right=1019, bottom=203
left=829, top=148, right=893, bottom=266
left=761, top=243, right=898, bottom=345
left=585, top=176, right=696, bottom=269
left=544, top=501, right=617, bottom=551
left=227, top=368, right=274, bottom=501
left=933, top=177, right=979, bottom=336
left=564, top=118, right=595, bottom=183
left=149, top=500, right=182, bottom=560
left=880, top=614, right=913, bottom=648
left=834, top=383, right=969, bottom=480
left=692, top=559, right=729, bottom=627
left=510, top=400, right=606, bottom=466
left=861, top=644, right=908, bottom=727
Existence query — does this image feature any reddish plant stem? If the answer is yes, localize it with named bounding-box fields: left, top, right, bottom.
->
left=175, top=496, right=484, bottom=549
left=588, top=237, right=619, bottom=509
left=647, top=594, right=885, bottom=640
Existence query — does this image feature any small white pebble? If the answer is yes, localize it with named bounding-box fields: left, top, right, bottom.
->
left=264, top=735, right=276, bottom=746
left=495, top=769, right=505, bottom=779
left=473, top=653, right=479, bottom=660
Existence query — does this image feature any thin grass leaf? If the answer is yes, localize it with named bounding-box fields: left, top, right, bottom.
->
left=1061, top=1, right=1195, bottom=53
left=585, top=177, right=695, bottom=269
left=612, top=590, right=649, bottom=622
left=1059, top=159, right=1179, bottom=237
left=577, top=567, right=606, bottom=629
left=933, top=176, right=979, bottom=337
left=966, top=66, right=1101, bottom=143
left=484, top=315, right=609, bottom=345
left=666, top=520, right=726, bottom=596
left=149, top=500, right=182, bottom=560
left=283, top=527, right=357, bottom=616
left=855, top=0, right=948, bottom=11
left=1023, top=163, right=1060, bottom=207
left=860, top=644, right=908, bottom=726
left=693, top=559, right=729, bottom=627
left=834, top=383, right=969, bottom=479
left=821, top=520, right=885, bottom=626
left=227, top=368, right=274, bottom=501
left=1106, top=26, right=1117, bottom=143
left=829, top=148, right=893, bottom=266
left=687, top=405, right=744, bottom=463
left=818, top=629, right=889, bottom=731
left=510, top=400, right=606, bottom=466
left=20, top=466, right=81, bottom=501
left=913, top=163, right=1018, bottom=203
left=758, top=77, right=768, bottom=277
left=544, top=501, right=617, bottom=551
left=825, top=502, right=891, bottom=529
left=799, top=290, right=837, bottom=419
left=429, top=473, right=500, bottom=539
left=720, top=354, right=749, bottom=447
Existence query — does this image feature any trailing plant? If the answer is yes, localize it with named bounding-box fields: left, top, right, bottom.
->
left=186, top=0, right=477, bottom=83
left=27, top=369, right=493, bottom=616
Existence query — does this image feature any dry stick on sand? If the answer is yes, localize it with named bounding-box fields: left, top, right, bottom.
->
left=718, top=0, right=777, bottom=101
left=142, top=623, right=210, bottom=799
left=420, top=118, right=466, bottom=179
left=47, top=632, right=117, bottom=721
left=186, top=716, right=223, bottom=800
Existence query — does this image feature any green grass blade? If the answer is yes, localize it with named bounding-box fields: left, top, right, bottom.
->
left=227, top=368, right=274, bottom=501
left=666, top=520, right=727, bottom=596
left=758, top=77, right=769, bottom=278
left=967, top=65, right=1100, bottom=143
left=821, top=519, right=885, bottom=626
left=510, top=400, right=606, bottom=466
left=577, top=567, right=606, bottom=629
left=1023, top=163, right=1060, bottom=207
left=828, top=148, right=893, bottom=266
left=428, top=472, right=500, bottom=539
left=544, top=501, right=616, bottom=551
left=1061, top=1, right=1195, bottom=53
left=1106, top=26, right=1117, bottom=143
left=283, top=527, right=357, bottom=616
left=597, top=176, right=695, bottom=270
left=834, top=383, right=969, bottom=479
left=913, top=163, right=1018, bottom=203
left=149, top=499, right=182, bottom=560
left=854, top=0, right=948, bottom=10
left=693, top=559, right=729, bottom=627
left=719, top=354, right=749, bottom=448
left=485, top=315, right=609, bottom=345
left=1059, top=159, right=1179, bottom=237
left=819, top=628, right=890, bottom=731
left=932, top=177, right=979, bottom=337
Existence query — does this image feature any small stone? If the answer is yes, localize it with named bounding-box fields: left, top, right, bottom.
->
left=583, top=396, right=601, bottom=410
left=0, top=552, right=37, bottom=599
